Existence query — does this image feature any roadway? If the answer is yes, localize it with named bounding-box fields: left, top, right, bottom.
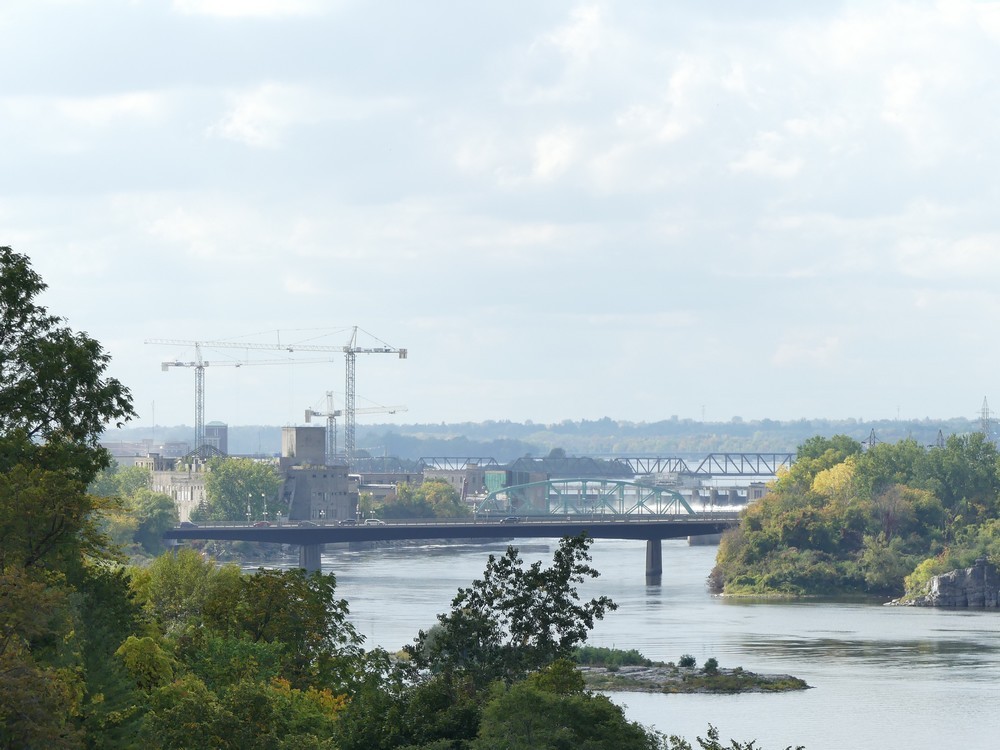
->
left=162, top=512, right=740, bottom=546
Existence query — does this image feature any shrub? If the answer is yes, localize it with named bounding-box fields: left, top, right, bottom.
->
left=678, top=654, right=696, bottom=668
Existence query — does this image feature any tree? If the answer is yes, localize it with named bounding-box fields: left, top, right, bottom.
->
left=0, top=247, right=133, bottom=461
left=408, top=534, right=616, bottom=687
left=90, top=464, right=152, bottom=500
left=384, top=479, right=468, bottom=519
left=130, top=490, right=179, bottom=554
left=199, top=568, right=364, bottom=691
left=472, top=661, right=660, bottom=750
left=200, top=458, right=283, bottom=522
left=0, top=248, right=138, bottom=747
left=129, top=548, right=242, bottom=635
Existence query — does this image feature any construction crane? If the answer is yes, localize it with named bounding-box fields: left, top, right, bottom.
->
left=305, top=391, right=407, bottom=464
left=156, top=346, right=335, bottom=456
left=147, top=327, right=406, bottom=465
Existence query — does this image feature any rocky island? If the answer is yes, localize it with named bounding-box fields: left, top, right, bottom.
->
left=575, top=649, right=809, bottom=694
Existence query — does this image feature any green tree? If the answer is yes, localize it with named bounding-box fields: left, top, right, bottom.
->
left=200, top=457, right=284, bottom=522
left=130, top=548, right=242, bottom=635
left=666, top=724, right=804, bottom=750
left=0, top=248, right=138, bottom=748
left=916, top=432, right=1000, bottom=526
left=383, top=479, right=468, bottom=519
left=408, top=534, right=616, bottom=687
left=199, top=568, right=364, bottom=691
left=0, top=247, right=133, bottom=466
left=90, top=464, right=152, bottom=500
left=472, top=661, right=660, bottom=750
left=130, top=489, right=179, bottom=554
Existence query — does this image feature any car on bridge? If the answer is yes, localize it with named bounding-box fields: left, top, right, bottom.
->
left=253, top=521, right=271, bottom=528
left=364, top=518, right=387, bottom=526
left=339, top=519, right=357, bottom=526
left=500, top=516, right=521, bottom=525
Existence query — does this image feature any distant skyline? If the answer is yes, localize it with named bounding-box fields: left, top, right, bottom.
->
left=5, top=1, right=1000, bottom=429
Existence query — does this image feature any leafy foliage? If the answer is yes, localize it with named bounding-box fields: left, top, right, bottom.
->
left=573, top=645, right=652, bottom=668
left=714, top=433, right=1000, bottom=598
left=198, top=457, right=284, bottom=522
left=381, top=478, right=469, bottom=519
left=471, top=661, right=660, bottom=750
left=0, top=247, right=133, bottom=457
left=407, top=534, right=616, bottom=687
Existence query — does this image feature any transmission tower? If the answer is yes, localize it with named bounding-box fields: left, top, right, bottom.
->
left=981, top=397, right=992, bottom=437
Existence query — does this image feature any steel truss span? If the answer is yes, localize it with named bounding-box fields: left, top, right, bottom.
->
left=615, top=453, right=794, bottom=476
left=478, top=478, right=695, bottom=516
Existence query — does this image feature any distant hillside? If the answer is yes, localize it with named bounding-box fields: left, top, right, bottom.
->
left=102, top=415, right=985, bottom=462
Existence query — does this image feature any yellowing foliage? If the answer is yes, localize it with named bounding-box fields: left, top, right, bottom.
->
left=811, top=457, right=856, bottom=502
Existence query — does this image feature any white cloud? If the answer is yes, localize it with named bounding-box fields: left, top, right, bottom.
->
left=208, top=83, right=315, bottom=148
left=0, top=91, right=167, bottom=152
left=730, top=132, right=803, bottom=179
left=896, top=235, right=1000, bottom=280
left=208, top=83, right=406, bottom=148
left=771, top=335, right=842, bottom=368
left=543, top=4, right=604, bottom=63
left=171, top=0, right=328, bottom=18
left=532, top=128, right=578, bottom=180
left=282, top=274, right=323, bottom=296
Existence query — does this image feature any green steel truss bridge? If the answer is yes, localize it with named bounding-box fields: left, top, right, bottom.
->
left=477, top=477, right=696, bottom=517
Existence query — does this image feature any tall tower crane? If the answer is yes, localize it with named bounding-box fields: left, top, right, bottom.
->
left=147, top=327, right=406, bottom=465
left=156, top=348, right=334, bottom=456
left=305, top=391, right=407, bottom=464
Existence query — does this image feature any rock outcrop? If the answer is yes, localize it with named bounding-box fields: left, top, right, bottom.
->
left=907, top=557, right=1000, bottom=607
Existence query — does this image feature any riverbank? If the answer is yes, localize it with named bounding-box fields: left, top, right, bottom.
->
left=580, top=663, right=810, bottom=694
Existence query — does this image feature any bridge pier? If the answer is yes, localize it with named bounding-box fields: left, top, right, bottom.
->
left=645, top=539, right=662, bottom=584
left=299, top=543, right=323, bottom=573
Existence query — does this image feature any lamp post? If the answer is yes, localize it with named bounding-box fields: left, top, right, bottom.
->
left=247, top=493, right=252, bottom=525
left=262, top=492, right=267, bottom=521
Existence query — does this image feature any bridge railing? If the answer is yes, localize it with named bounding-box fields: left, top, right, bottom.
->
left=174, top=510, right=742, bottom=531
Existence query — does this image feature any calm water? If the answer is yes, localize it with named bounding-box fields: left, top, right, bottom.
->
left=269, top=538, right=1000, bottom=750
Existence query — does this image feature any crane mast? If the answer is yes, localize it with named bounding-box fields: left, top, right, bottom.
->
left=148, top=327, right=406, bottom=465
left=305, top=393, right=407, bottom=464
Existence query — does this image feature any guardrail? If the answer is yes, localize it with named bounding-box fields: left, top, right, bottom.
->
left=176, top=510, right=742, bottom=531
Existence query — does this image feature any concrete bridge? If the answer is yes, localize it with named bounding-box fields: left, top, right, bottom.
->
left=163, top=512, right=740, bottom=581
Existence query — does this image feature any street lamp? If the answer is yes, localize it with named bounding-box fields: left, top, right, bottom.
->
left=261, top=492, right=267, bottom=521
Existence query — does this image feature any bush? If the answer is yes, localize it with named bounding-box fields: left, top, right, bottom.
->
left=573, top=646, right=651, bottom=669
left=702, top=657, right=719, bottom=675
left=678, top=654, right=696, bottom=668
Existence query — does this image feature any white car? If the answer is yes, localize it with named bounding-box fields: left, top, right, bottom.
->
left=364, top=518, right=387, bottom=526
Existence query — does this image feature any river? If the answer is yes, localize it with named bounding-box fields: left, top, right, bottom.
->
left=264, top=537, right=1000, bottom=750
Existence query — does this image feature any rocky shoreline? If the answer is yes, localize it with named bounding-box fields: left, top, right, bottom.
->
left=892, top=557, right=1000, bottom=607
left=580, top=664, right=810, bottom=694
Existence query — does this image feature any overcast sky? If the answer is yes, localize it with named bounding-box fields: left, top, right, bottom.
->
left=4, top=0, right=1000, bottom=430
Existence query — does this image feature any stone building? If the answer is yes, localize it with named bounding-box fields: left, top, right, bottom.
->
left=279, top=426, right=357, bottom=522
left=150, top=458, right=209, bottom=523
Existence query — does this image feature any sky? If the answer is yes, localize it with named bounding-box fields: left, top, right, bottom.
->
left=4, top=0, right=1000, bottom=430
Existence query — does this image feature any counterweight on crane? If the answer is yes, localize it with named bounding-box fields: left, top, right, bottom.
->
left=305, top=391, right=406, bottom=464
left=146, top=327, right=406, bottom=465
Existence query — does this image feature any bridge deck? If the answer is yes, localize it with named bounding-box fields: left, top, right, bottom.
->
left=163, top=513, right=740, bottom=546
